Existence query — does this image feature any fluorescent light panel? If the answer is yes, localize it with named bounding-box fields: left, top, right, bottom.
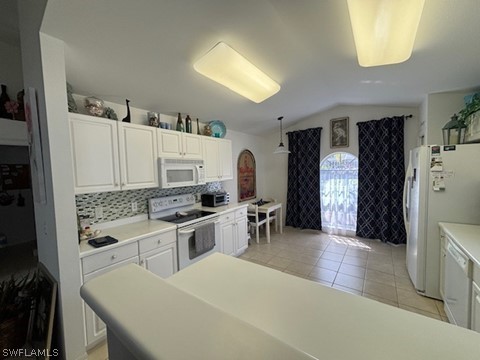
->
left=194, top=42, right=280, bottom=103
left=347, top=0, right=425, bottom=67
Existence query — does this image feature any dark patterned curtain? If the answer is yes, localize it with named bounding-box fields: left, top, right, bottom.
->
left=356, top=116, right=406, bottom=244
left=285, top=127, right=322, bottom=230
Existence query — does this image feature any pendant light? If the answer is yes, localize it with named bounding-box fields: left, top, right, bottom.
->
left=273, top=116, right=290, bottom=154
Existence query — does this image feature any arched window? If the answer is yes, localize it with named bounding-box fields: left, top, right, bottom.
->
left=320, top=152, right=358, bottom=235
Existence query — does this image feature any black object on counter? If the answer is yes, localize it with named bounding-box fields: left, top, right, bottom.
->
left=88, top=236, right=119, bottom=248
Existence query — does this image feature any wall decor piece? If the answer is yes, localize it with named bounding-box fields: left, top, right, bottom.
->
left=25, top=87, right=46, bottom=204
left=330, top=117, right=349, bottom=148
left=237, top=149, right=256, bottom=202
left=84, top=96, right=105, bottom=117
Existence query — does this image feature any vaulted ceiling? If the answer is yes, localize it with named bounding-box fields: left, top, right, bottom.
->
left=3, top=1, right=480, bottom=134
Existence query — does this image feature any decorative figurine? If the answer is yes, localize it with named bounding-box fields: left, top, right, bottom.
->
left=122, top=99, right=131, bottom=122
left=203, top=124, right=212, bottom=136
left=0, top=84, right=12, bottom=119
left=104, top=107, right=118, bottom=120
left=196, top=118, right=201, bottom=135
left=176, top=112, right=184, bottom=132
left=185, top=115, right=192, bottom=133
left=84, top=96, right=105, bottom=117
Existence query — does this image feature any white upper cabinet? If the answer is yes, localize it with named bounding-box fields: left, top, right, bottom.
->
left=69, top=114, right=121, bottom=193
left=69, top=113, right=158, bottom=194
left=118, top=122, right=158, bottom=190
left=202, top=137, right=233, bottom=182
left=157, top=129, right=203, bottom=159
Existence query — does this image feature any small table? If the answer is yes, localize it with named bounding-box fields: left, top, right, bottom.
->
left=257, top=202, right=283, bottom=243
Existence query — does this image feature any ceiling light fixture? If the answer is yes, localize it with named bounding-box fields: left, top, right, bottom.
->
left=347, top=0, right=425, bottom=67
left=193, top=42, right=281, bottom=103
left=274, top=116, right=290, bottom=155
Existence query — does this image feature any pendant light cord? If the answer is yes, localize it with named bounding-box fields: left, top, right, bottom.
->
left=278, top=116, right=284, bottom=143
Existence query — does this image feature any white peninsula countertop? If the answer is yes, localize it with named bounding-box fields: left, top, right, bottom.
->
left=81, top=253, right=480, bottom=359
left=439, top=222, right=480, bottom=266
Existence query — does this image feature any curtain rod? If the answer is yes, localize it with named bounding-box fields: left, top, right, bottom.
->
left=356, top=114, right=413, bottom=125
left=286, top=126, right=322, bottom=134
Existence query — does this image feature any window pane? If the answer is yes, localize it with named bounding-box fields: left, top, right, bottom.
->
left=320, top=152, right=358, bottom=234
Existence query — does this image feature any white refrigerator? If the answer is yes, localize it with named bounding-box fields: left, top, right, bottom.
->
left=404, top=144, right=480, bottom=300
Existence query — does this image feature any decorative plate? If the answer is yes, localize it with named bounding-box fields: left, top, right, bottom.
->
left=209, top=120, right=227, bottom=138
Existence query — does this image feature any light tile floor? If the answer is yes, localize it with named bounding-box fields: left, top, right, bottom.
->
left=239, top=226, right=448, bottom=322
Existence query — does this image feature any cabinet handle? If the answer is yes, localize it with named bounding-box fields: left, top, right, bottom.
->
left=122, top=183, right=126, bottom=187
left=111, top=254, right=117, bottom=260
left=140, top=259, right=145, bottom=265
left=157, top=239, right=162, bottom=245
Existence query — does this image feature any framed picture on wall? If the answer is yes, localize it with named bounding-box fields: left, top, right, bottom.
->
left=237, top=149, right=256, bottom=202
left=330, top=117, right=349, bottom=148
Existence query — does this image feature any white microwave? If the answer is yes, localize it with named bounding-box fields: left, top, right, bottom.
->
left=159, top=158, right=206, bottom=189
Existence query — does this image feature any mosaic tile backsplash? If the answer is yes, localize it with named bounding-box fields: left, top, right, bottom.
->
left=76, top=182, right=222, bottom=224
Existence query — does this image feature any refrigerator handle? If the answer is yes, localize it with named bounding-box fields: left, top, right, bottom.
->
left=403, top=176, right=411, bottom=226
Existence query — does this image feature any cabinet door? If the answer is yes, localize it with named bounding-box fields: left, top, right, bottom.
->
left=221, top=221, right=235, bottom=256
left=118, top=123, right=158, bottom=190
left=183, top=133, right=203, bottom=159
left=83, top=256, right=139, bottom=347
left=219, top=139, right=233, bottom=180
left=141, top=243, right=178, bottom=278
left=157, top=129, right=183, bottom=158
left=203, top=137, right=220, bottom=182
left=235, top=216, right=248, bottom=254
left=472, top=281, right=480, bottom=333
left=69, top=114, right=120, bottom=194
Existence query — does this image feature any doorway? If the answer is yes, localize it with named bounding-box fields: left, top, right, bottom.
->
left=320, top=152, right=358, bottom=235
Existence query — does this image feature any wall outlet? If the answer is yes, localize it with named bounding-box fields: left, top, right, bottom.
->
left=131, top=202, right=138, bottom=212
left=95, top=206, right=103, bottom=219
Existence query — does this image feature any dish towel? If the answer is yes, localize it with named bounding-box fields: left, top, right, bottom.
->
left=195, top=222, right=215, bottom=254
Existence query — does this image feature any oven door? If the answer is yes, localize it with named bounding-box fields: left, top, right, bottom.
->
left=177, top=218, right=220, bottom=270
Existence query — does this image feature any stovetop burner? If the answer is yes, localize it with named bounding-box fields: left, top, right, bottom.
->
left=158, top=210, right=216, bottom=224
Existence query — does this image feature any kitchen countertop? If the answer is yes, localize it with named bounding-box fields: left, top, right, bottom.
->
left=78, top=202, right=249, bottom=257
left=81, top=263, right=313, bottom=360
left=79, top=220, right=176, bottom=258
left=81, top=253, right=480, bottom=359
left=439, top=222, right=480, bottom=267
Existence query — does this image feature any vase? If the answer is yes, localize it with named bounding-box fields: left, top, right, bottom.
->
left=176, top=113, right=184, bottom=132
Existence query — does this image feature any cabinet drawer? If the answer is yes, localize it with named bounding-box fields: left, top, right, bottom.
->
left=219, top=211, right=234, bottom=223
left=235, top=207, right=247, bottom=219
left=82, top=242, right=138, bottom=275
left=474, top=265, right=480, bottom=284
left=138, top=230, right=177, bottom=254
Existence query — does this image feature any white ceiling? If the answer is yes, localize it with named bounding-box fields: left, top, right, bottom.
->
left=4, top=1, right=480, bottom=134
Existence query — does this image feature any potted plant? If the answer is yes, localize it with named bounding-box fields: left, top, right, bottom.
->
left=0, top=272, right=36, bottom=354
left=458, top=93, right=480, bottom=129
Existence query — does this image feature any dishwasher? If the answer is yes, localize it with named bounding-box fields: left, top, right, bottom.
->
left=444, top=238, right=472, bottom=328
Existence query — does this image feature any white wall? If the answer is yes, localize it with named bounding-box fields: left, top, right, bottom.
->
left=222, top=129, right=268, bottom=203
left=0, top=39, right=24, bottom=98
left=19, top=0, right=86, bottom=358
left=263, top=104, right=420, bottom=221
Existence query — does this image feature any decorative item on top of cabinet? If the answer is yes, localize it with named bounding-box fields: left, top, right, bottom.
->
left=442, top=114, right=466, bottom=145
left=84, top=96, right=105, bottom=117
left=66, top=82, right=78, bottom=113
left=104, top=107, right=118, bottom=120
left=185, top=115, right=192, bottom=133
left=196, top=118, right=201, bottom=135
left=203, top=124, right=212, bottom=136
left=122, top=99, right=131, bottom=122
left=176, top=112, right=184, bottom=132
left=15, top=90, right=25, bottom=121
left=0, top=84, right=12, bottom=119
left=148, top=112, right=160, bottom=127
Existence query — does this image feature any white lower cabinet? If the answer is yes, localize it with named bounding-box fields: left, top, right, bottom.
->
left=219, top=207, right=248, bottom=257
left=138, top=230, right=177, bottom=278
left=82, top=255, right=139, bottom=348
left=440, top=230, right=446, bottom=300
left=81, top=230, right=177, bottom=348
